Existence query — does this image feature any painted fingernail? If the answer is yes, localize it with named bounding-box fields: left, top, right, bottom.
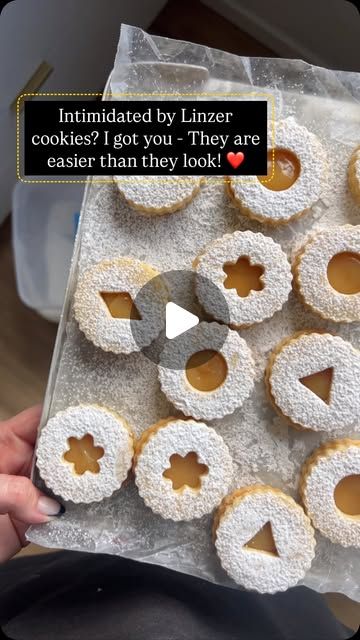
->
left=37, top=496, right=64, bottom=517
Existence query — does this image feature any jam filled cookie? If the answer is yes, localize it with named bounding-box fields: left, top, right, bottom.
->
left=74, top=257, right=167, bottom=354
left=348, top=145, right=360, bottom=205
left=293, top=225, right=360, bottom=323
left=300, top=439, right=360, bottom=548
left=115, top=176, right=202, bottom=215
left=158, top=322, right=255, bottom=420
left=214, top=485, right=315, bottom=593
left=228, top=118, right=326, bottom=225
left=36, top=405, right=134, bottom=503
left=134, top=417, right=233, bottom=521
left=265, top=331, right=360, bottom=433
left=194, top=231, right=292, bottom=327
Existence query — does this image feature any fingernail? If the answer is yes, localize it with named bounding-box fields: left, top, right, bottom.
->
left=37, top=496, right=64, bottom=517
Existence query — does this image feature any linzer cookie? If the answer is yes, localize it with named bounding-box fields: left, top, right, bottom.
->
left=300, top=439, right=360, bottom=548
left=348, top=145, right=360, bottom=205
left=228, top=118, right=326, bottom=225
left=194, top=230, right=292, bottom=327
left=158, top=322, right=255, bottom=420
left=74, top=257, right=167, bottom=354
left=115, top=176, right=202, bottom=215
left=134, top=418, right=233, bottom=521
left=214, top=485, right=316, bottom=593
left=265, top=331, right=360, bottom=432
left=36, top=405, right=134, bottom=503
left=293, top=225, right=360, bottom=323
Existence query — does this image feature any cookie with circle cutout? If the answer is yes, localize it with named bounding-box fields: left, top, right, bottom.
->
left=228, top=117, right=327, bottom=225
left=300, top=439, right=360, bottom=548
left=348, top=145, right=360, bottom=205
left=74, top=257, right=168, bottom=354
left=115, top=176, right=202, bottom=215
left=36, top=405, right=134, bottom=503
left=158, top=322, right=255, bottom=421
left=134, top=417, right=234, bottom=521
left=265, top=331, right=360, bottom=433
left=214, top=485, right=316, bottom=593
left=293, top=225, right=360, bottom=323
left=194, top=230, right=292, bottom=327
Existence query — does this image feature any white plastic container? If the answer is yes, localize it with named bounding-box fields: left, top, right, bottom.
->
left=12, top=181, right=84, bottom=321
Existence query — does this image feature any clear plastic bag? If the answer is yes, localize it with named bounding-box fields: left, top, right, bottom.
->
left=28, top=24, right=360, bottom=600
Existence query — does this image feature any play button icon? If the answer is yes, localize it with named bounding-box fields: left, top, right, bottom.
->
left=165, top=302, right=199, bottom=339
left=130, top=269, right=230, bottom=369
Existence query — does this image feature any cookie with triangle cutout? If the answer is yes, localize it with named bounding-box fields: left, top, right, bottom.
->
left=214, top=485, right=316, bottom=593
left=265, top=331, right=360, bottom=433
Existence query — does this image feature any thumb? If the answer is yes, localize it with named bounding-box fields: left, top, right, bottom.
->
left=0, top=474, right=63, bottom=524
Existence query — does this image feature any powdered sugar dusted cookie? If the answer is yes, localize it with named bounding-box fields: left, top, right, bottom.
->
left=134, top=417, right=234, bottom=521
left=293, top=225, right=360, bottom=323
left=158, top=322, right=255, bottom=420
left=36, top=405, right=134, bottom=503
left=194, top=231, right=292, bottom=327
left=228, top=118, right=326, bottom=225
left=348, top=145, right=360, bottom=205
left=74, top=257, right=167, bottom=354
left=115, top=176, right=202, bottom=215
left=265, top=331, right=360, bottom=433
left=214, top=485, right=315, bottom=593
left=300, top=439, right=360, bottom=548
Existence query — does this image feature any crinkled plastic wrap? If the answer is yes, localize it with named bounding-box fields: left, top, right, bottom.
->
left=28, top=24, right=360, bottom=600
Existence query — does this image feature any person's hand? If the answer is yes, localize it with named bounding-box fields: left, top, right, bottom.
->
left=0, top=406, right=62, bottom=563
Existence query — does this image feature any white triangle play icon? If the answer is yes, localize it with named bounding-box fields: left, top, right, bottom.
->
left=165, top=302, right=199, bottom=340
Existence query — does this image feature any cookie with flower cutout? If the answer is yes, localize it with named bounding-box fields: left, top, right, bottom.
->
left=158, top=322, right=255, bottom=421
left=293, top=225, right=360, bottom=323
left=74, top=257, right=168, bottom=354
left=134, top=417, right=234, bottom=521
left=36, top=405, right=134, bottom=503
left=228, top=117, right=327, bottom=225
left=214, top=485, right=316, bottom=593
left=348, top=145, right=360, bottom=205
left=265, top=331, right=360, bottom=433
left=115, top=175, right=203, bottom=215
left=300, top=439, right=360, bottom=548
left=194, top=230, right=292, bottom=328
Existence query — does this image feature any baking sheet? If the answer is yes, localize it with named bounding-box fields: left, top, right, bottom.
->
left=28, top=24, right=360, bottom=600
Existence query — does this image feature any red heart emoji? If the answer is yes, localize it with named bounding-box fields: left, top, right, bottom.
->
left=227, top=151, right=245, bottom=169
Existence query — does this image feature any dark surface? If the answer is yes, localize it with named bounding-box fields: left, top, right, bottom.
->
left=0, top=551, right=351, bottom=640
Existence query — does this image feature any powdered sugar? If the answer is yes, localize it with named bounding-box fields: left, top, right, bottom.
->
left=267, top=332, right=360, bottom=433
left=195, top=230, right=292, bottom=326
left=229, top=118, right=327, bottom=224
left=36, top=405, right=134, bottom=503
left=29, top=64, right=360, bottom=599
left=135, top=418, right=234, bottom=521
left=215, top=486, right=316, bottom=593
left=301, top=440, right=360, bottom=547
left=115, top=175, right=202, bottom=214
left=294, top=225, right=360, bottom=322
left=159, top=323, right=255, bottom=420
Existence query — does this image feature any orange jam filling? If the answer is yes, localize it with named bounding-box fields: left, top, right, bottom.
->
left=63, top=434, right=104, bottom=475
left=334, top=474, right=360, bottom=517
left=223, top=257, right=264, bottom=298
left=186, top=350, right=228, bottom=392
left=163, top=452, right=209, bottom=491
left=244, top=521, right=279, bottom=556
left=299, top=367, right=333, bottom=404
left=258, top=148, right=301, bottom=191
left=327, top=252, right=360, bottom=295
left=101, top=292, right=141, bottom=319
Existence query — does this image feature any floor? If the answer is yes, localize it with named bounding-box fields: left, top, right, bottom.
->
left=1, top=0, right=359, bottom=631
